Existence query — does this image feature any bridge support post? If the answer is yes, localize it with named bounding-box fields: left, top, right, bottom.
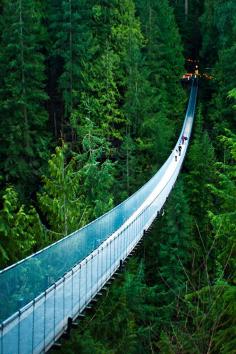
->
left=64, top=317, right=79, bottom=339
left=63, top=317, right=73, bottom=339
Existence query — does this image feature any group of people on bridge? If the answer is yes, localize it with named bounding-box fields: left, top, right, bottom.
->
left=175, top=135, right=187, bottom=161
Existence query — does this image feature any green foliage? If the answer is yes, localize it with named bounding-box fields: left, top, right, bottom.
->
left=200, top=0, right=236, bottom=139
left=135, top=0, right=186, bottom=181
left=208, top=131, right=236, bottom=283
left=152, top=181, right=194, bottom=330
left=137, top=0, right=186, bottom=118
left=0, top=187, right=43, bottom=268
left=74, top=117, right=115, bottom=218
left=169, top=0, right=204, bottom=58
left=160, top=284, right=236, bottom=354
left=157, top=331, right=175, bottom=354
left=212, top=285, right=236, bottom=354
left=38, top=129, right=114, bottom=238
left=73, top=48, right=124, bottom=144
left=38, top=143, right=86, bottom=237
left=185, top=108, right=216, bottom=234
left=50, top=0, right=96, bottom=139
left=0, top=0, right=50, bottom=192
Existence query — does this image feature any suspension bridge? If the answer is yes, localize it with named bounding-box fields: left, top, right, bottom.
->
left=0, top=79, right=198, bottom=354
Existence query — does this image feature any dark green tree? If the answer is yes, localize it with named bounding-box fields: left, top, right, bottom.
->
left=154, top=180, right=194, bottom=329
left=169, top=0, right=204, bottom=59
left=50, top=0, right=96, bottom=141
left=74, top=117, right=115, bottom=219
left=200, top=0, right=236, bottom=142
left=0, top=0, right=50, bottom=193
left=38, top=143, right=86, bottom=238
left=0, top=186, right=44, bottom=268
left=38, top=123, right=114, bottom=238
left=134, top=0, right=186, bottom=182
left=136, top=0, right=186, bottom=126
left=208, top=131, right=236, bottom=285
left=185, top=108, right=216, bottom=236
left=158, top=123, right=236, bottom=354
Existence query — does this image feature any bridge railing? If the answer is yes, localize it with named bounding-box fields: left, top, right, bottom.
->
left=0, top=80, right=198, bottom=354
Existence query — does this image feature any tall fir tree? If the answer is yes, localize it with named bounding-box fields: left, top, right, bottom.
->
left=0, top=186, right=44, bottom=268
left=38, top=128, right=114, bottom=238
left=169, top=0, right=204, bottom=59
left=73, top=116, right=115, bottom=219
left=134, top=0, right=186, bottom=181
left=200, top=0, right=236, bottom=142
left=0, top=0, right=50, bottom=193
left=185, top=108, right=216, bottom=241
left=38, top=143, right=86, bottom=237
left=49, top=0, right=96, bottom=141
left=152, top=180, right=194, bottom=329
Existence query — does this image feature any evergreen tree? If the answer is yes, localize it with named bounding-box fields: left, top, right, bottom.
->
left=136, top=0, right=186, bottom=125
left=134, top=0, right=186, bottom=181
left=200, top=0, right=236, bottom=141
left=50, top=0, right=95, bottom=141
left=208, top=131, right=236, bottom=284
left=158, top=123, right=236, bottom=354
left=169, top=0, right=204, bottom=59
left=153, top=180, right=194, bottom=329
left=74, top=117, right=115, bottom=219
left=0, top=187, right=44, bottom=268
left=108, top=0, right=147, bottom=195
left=72, top=48, right=124, bottom=145
left=38, top=129, right=114, bottom=238
left=0, top=0, right=50, bottom=193
left=38, top=143, right=86, bottom=238
left=185, top=108, right=216, bottom=240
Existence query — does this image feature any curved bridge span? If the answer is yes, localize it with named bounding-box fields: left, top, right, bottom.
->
left=0, top=80, right=198, bottom=354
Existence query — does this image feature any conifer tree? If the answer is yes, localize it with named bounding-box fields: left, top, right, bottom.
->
left=0, top=187, right=44, bottom=268
left=169, top=0, right=204, bottom=58
left=185, top=108, right=216, bottom=233
left=158, top=125, right=236, bottom=354
left=200, top=0, right=236, bottom=140
left=38, top=144, right=86, bottom=237
left=73, top=48, right=124, bottom=145
left=38, top=129, right=114, bottom=238
left=136, top=0, right=186, bottom=125
left=108, top=0, right=148, bottom=194
left=208, top=131, right=236, bottom=284
left=134, top=0, right=186, bottom=180
left=73, top=116, right=115, bottom=219
left=0, top=0, right=50, bottom=192
left=184, top=109, right=217, bottom=288
left=153, top=180, right=194, bottom=329
left=50, top=0, right=95, bottom=140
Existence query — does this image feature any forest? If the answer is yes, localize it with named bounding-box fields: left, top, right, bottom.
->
left=0, top=0, right=235, bottom=353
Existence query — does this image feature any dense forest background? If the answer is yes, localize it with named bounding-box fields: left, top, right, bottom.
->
left=0, top=0, right=235, bottom=353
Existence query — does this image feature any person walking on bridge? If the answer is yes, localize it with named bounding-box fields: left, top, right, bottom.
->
left=175, top=149, right=178, bottom=161
left=178, top=145, right=182, bottom=156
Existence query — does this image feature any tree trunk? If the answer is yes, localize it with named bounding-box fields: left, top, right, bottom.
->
left=19, top=0, right=29, bottom=148
left=185, top=0, right=188, bottom=18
